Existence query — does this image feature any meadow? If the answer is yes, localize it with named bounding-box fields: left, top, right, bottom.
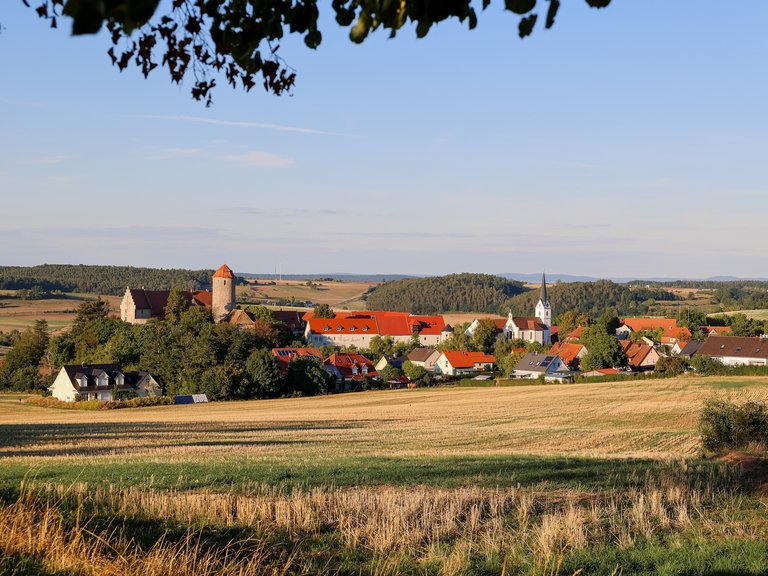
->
left=3, top=378, right=768, bottom=574
left=0, top=292, right=122, bottom=333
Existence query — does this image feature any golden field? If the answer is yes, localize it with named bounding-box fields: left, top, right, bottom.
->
left=3, top=377, right=768, bottom=463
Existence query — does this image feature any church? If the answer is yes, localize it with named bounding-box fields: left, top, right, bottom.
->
left=465, top=273, right=552, bottom=345
left=501, top=273, right=552, bottom=345
left=120, top=264, right=237, bottom=324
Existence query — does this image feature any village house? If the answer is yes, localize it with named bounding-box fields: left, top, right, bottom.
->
left=548, top=342, right=587, bottom=370
left=677, top=340, right=704, bottom=359
left=323, top=353, right=377, bottom=387
left=701, top=326, right=733, bottom=337
left=120, top=264, right=236, bottom=324
left=434, top=351, right=496, bottom=376
left=375, top=355, right=407, bottom=372
left=513, top=353, right=568, bottom=380
left=271, top=347, right=323, bottom=374
left=615, top=317, right=690, bottom=347
left=304, top=311, right=451, bottom=348
left=696, top=336, right=768, bottom=366
left=465, top=273, right=553, bottom=345
left=406, top=348, right=442, bottom=371
left=48, top=364, right=161, bottom=402
left=619, top=340, right=660, bottom=371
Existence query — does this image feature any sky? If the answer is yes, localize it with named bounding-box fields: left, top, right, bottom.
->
left=1, top=1, right=767, bottom=278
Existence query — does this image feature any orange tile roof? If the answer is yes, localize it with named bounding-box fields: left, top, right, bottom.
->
left=619, top=340, right=657, bottom=368
left=441, top=351, right=496, bottom=369
left=213, top=264, right=235, bottom=279
left=306, top=311, right=446, bottom=337
left=702, top=326, right=733, bottom=335
left=620, top=318, right=678, bottom=332
left=324, top=353, right=377, bottom=378
left=565, top=326, right=585, bottom=341
left=549, top=342, right=586, bottom=367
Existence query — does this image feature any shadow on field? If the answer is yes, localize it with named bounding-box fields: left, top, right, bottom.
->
left=0, top=420, right=370, bottom=458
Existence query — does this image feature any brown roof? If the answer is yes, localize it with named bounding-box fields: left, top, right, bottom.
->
left=271, top=310, right=307, bottom=332
left=512, top=317, right=548, bottom=331
left=619, top=340, right=657, bottom=368
left=213, top=264, right=235, bottom=279
left=407, top=348, right=439, bottom=363
left=698, top=336, right=768, bottom=360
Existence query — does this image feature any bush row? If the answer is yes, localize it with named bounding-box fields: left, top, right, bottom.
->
left=699, top=399, right=768, bottom=452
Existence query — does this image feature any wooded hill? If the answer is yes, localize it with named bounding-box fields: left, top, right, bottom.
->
left=365, top=274, right=526, bottom=314
left=0, top=265, right=213, bottom=296
left=366, top=274, right=678, bottom=316
left=504, top=280, right=677, bottom=317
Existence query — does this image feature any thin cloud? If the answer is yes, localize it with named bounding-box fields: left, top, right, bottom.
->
left=144, top=147, right=206, bottom=160
left=224, top=151, right=294, bottom=167
left=138, top=115, right=356, bottom=137
left=27, top=155, right=66, bottom=165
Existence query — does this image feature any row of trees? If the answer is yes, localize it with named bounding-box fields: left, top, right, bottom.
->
left=0, top=264, right=213, bottom=296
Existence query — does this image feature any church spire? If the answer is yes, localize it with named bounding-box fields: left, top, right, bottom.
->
left=539, top=272, right=549, bottom=306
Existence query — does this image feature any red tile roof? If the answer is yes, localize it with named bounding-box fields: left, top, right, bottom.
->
left=271, top=347, right=323, bottom=373
left=441, top=351, right=496, bottom=369
left=306, top=311, right=446, bottom=337
left=549, top=342, right=586, bottom=367
left=701, top=326, right=733, bottom=335
left=564, top=326, right=585, bottom=341
left=213, top=264, right=235, bottom=279
left=324, top=353, right=377, bottom=378
left=620, top=318, right=678, bottom=332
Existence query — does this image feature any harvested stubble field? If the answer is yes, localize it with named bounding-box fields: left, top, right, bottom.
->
left=0, top=292, right=122, bottom=333
left=3, top=378, right=768, bottom=575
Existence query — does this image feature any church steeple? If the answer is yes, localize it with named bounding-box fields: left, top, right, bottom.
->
left=538, top=272, right=549, bottom=307
left=535, top=272, right=552, bottom=329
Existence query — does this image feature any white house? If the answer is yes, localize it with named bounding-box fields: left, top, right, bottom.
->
left=434, top=351, right=496, bottom=376
left=48, top=364, right=161, bottom=402
left=513, top=353, right=567, bottom=380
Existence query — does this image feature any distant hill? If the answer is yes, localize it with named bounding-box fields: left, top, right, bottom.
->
left=0, top=265, right=212, bottom=296
left=365, top=273, right=527, bottom=314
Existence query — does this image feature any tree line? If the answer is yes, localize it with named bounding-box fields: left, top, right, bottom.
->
left=0, top=265, right=213, bottom=296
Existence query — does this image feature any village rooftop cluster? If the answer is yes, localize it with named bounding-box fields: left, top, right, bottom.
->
left=46, top=266, right=768, bottom=402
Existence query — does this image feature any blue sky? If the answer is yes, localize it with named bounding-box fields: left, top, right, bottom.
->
left=1, top=1, right=767, bottom=278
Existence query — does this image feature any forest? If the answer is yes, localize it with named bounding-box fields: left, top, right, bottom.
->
left=0, top=265, right=213, bottom=295
left=365, top=274, right=526, bottom=314
left=366, top=275, right=677, bottom=317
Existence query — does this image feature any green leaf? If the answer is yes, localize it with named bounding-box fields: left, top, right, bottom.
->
left=505, top=0, right=536, bottom=15
left=518, top=13, right=537, bottom=38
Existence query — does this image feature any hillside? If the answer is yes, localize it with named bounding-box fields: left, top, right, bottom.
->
left=504, top=280, right=678, bottom=317
left=0, top=264, right=213, bottom=296
left=365, top=273, right=526, bottom=314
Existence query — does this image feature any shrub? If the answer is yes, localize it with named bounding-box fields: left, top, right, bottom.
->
left=24, top=395, right=174, bottom=410
left=699, top=399, right=768, bottom=453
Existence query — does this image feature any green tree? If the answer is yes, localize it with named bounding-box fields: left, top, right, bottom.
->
left=164, top=288, right=189, bottom=323
left=368, top=335, right=395, bottom=357
left=378, top=365, right=402, bottom=384
left=0, top=320, right=49, bottom=390
left=27, top=1, right=612, bottom=105
left=313, top=303, right=336, bottom=319
left=472, top=318, right=499, bottom=353
left=287, top=357, right=334, bottom=396
left=580, top=327, right=626, bottom=371
left=245, top=349, right=284, bottom=399
left=555, top=310, right=591, bottom=339
left=71, top=298, right=110, bottom=337
left=402, top=361, right=427, bottom=383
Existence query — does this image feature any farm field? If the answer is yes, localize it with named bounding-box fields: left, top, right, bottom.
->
left=3, top=378, right=768, bottom=575
left=715, top=309, right=768, bottom=321
left=0, top=291, right=121, bottom=333
left=238, top=279, right=375, bottom=310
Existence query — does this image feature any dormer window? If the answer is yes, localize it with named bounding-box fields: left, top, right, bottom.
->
left=337, top=326, right=342, bottom=331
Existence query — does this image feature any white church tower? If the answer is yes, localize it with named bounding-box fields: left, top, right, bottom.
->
left=534, top=272, right=552, bottom=328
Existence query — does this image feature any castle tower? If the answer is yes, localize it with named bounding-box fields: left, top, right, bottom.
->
left=212, top=264, right=236, bottom=323
left=534, top=272, right=552, bottom=328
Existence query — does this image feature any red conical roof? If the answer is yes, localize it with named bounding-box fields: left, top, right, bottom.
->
left=213, top=264, right=235, bottom=279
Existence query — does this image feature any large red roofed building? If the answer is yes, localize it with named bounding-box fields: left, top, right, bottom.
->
left=304, top=310, right=452, bottom=348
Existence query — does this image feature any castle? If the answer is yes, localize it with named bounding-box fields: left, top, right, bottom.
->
left=120, top=264, right=236, bottom=324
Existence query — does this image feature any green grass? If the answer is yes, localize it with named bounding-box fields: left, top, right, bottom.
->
left=0, top=453, right=724, bottom=492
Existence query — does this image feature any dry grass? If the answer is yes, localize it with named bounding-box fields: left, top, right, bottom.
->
left=3, top=377, right=768, bottom=465
left=1, top=466, right=743, bottom=576
left=715, top=309, right=768, bottom=321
